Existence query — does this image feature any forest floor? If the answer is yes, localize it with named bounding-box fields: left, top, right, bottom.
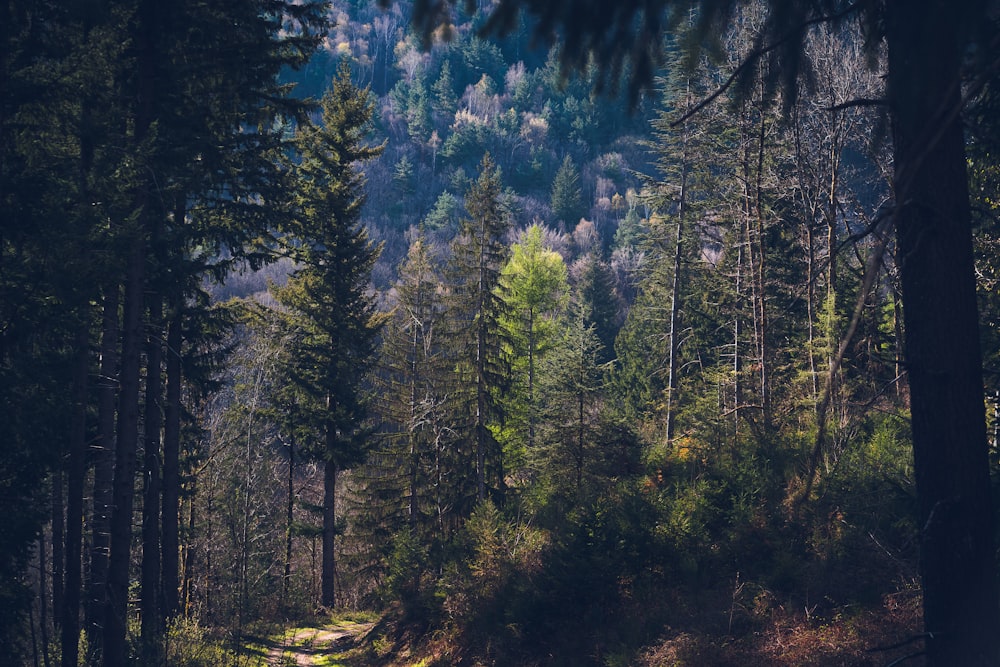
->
left=264, top=618, right=377, bottom=667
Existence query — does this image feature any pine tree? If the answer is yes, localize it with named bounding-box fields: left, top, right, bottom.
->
left=358, top=235, right=450, bottom=591
left=534, top=295, right=606, bottom=500
left=574, top=253, right=619, bottom=364
left=444, top=153, right=512, bottom=508
left=551, top=154, right=585, bottom=228
left=273, top=62, right=385, bottom=609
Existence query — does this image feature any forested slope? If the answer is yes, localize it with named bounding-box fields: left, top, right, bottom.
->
left=3, top=1, right=1000, bottom=666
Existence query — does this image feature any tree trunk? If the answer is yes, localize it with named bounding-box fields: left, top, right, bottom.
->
left=88, top=288, right=118, bottom=649
left=181, top=485, right=196, bottom=617
left=321, top=454, right=338, bottom=608
left=103, top=235, right=145, bottom=667
left=161, top=310, right=182, bottom=621
left=665, top=106, right=688, bottom=445
left=61, top=324, right=88, bottom=667
left=886, top=1, right=1000, bottom=663
left=140, top=295, right=163, bottom=658
left=528, top=307, right=536, bottom=450
left=283, top=435, right=294, bottom=607
left=38, top=536, right=51, bottom=667
left=50, top=469, right=63, bottom=638
left=104, top=0, right=155, bottom=659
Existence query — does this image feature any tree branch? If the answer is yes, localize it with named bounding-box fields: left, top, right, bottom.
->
left=796, top=216, right=892, bottom=508
left=671, top=0, right=870, bottom=127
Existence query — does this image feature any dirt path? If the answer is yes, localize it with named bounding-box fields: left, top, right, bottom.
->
left=267, top=620, right=374, bottom=666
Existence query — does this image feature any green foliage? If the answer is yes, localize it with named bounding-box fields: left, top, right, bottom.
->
left=432, top=60, right=459, bottom=122
left=499, top=224, right=570, bottom=469
left=274, top=61, right=385, bottom=467
left=384, top=527, right=436, bottom=623
left=164, top=616, right=238, bottom=667
left=423, top=190, right=460, bottom=231
left=443, top=154, right=514, bottom=507
left=530, top=296, right=608, bottom=502
left=550, top=155, right=585, bottom=227
left=393, top=153, right=415, bottom=195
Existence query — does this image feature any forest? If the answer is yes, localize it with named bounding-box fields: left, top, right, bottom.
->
left=2, top=0, right=1000, bottom=665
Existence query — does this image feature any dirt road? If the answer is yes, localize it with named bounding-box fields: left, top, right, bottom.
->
left=267, top=620, right=374, bottom=666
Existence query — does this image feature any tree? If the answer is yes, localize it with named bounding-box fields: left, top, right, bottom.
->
left=551, top=154, right=585, bottom=227
left=418, top=0, right=1000, bottom=662
left=273, top=62, right=385, bottom=609
left=444, top=154, right=512, bottom=507
left=360, top=234, right=450, bottom=593
left=534, top=295, right=606, bottom=498
left=574, top=254, right=619, bottom=364
left=500, top=224, right=569, bottom=468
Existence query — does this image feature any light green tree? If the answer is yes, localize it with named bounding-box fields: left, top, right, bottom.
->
left=499, top=224, right=569, bottom=471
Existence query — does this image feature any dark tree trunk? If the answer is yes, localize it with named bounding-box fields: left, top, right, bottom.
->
left=50, top=469, right=63, bottom=638
left=321, top=453, right=338, bottom=608
left=38, top=536, right=51, bottom=667
left=61, top=324, right=88, bottom=667
left=283, top=435, right=294, bottom=607
left=103, top=236, right=145, bottom=667
left=161, top=310, right=182, bottom=621
left=665, top=121, right=687, bottom=446
left=140, top=295, right=163, bottom=657
left=104, top=0, right=155, bottom=659
left=181, top=485, right=196, bottom=617
left=88, top=289, right=117, bottom=649
left=886, top=1, right=1000, bottom=664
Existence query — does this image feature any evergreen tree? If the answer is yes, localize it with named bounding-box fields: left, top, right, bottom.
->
left=360, top=235, right=449, bottom=596
left=444, top=153, right=512, bottom=508
left=551, top=154, right=585, bottom=227
left=534, top=295, right=606, bottom=500
left=432, top=60, right=459, bottom=125
left=272, top=62, right=385, bottom=609
left=574, top=253, right=620, bottom=364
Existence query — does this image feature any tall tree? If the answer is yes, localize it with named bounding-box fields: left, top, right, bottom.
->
left=273, top=62, right=385, bottom=609
left=499, top=224, right=568, bottom=460
left=885, top=4, right=998, bottom=663
left=359, top=235, right=450, bottom=587
left=444, top=154, right=512, bottom=507
left=534, top=295, right=606, bottom=498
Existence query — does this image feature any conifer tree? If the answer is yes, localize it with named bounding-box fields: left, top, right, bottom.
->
left=273, top=62, right=385, bottom=609
left=534, top=295, right=606, bottom=499
left=550, top=155, right=585, bottom=228
left=445, top=154, right=512, bottom=507
left=574, top=254, right=620, bottom=364
left=499, top=224, right=568, bottom=463
left=358, top=235, right=450, bottom=590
